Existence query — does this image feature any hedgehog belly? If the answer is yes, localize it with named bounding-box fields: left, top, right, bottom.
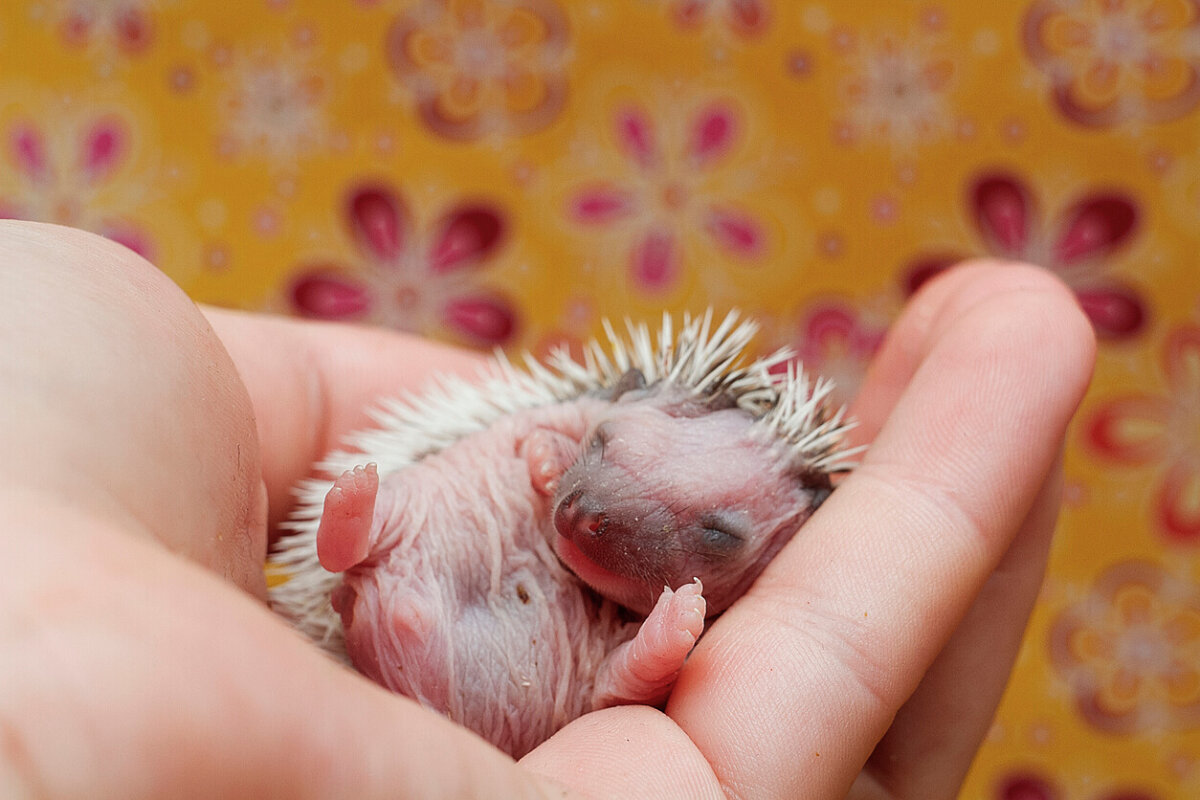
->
left=331, top=414, right=632, bottom=759
left=338, top=547, right=625, bottom=757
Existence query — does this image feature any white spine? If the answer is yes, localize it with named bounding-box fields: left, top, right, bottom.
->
left=268, top=309, right=857, bottom=653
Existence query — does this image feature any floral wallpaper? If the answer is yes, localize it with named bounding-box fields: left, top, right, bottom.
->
left=2, top=0, right=1198, bottom=796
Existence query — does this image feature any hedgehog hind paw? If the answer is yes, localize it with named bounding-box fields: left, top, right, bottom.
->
left=316, top=463, right=379, bottom=573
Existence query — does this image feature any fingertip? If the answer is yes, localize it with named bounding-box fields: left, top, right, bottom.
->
left=851, top=261, right=1096, bottom=445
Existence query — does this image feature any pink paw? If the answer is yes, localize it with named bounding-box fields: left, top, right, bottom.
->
left=522, top=428, right=576, bottom=497
left=592, top=579, right=706, bottom=709
left=316, top=463, right=379, bottom=573
left=641, top=579, right=707, bottom=658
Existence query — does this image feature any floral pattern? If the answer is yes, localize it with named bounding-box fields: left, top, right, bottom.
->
left=767, top=300, right=888, bottom=408
left=385, top=0, right=570, bottom=141
left=902, top=170, right=1148, bottom=340
left=0, top=113, right=154, bottom=258
left=288, top=184, right=518, bottom=347
left=215, top=51, right=328, bottom=163
left=994, top=770, right=1162, bottom=800
left=1086, top=324, right=1200, bottom=542
left=41, top=0, right=156, bottom=55
left=668, top=0, right=769, bottom=38
left=1023, top=0, right=1200, bottom=127
left=564, top=98, right=769, bottom=295
left=1049, top=561, right=1200, bottom=735
left=832, top=24, right=958, bottom=150
left=3, top=1, right=1199, bottom=794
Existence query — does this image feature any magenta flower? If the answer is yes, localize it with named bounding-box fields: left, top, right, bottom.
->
left=385, top=0, right=570, bottom=141
left=1048, top=560, right=1200, bottom=735
left=289, top=185, right=518, bottom=348
left=995, top=770, right=1160, bottom=800
left=1086, top=324, right=1200, bottom=543
left=902, top=170, right=1147, bottom=340
left=1022, top=0, right=1200, bottom=127
left=55, top=0, right=154, bottom=54
left=769, top=301, right=888, bottom=408
left=0, top=116, right=153, bottom=259
left=567, top=102, right=767, bottom=292
left=670, top=0, right=769, bottom=38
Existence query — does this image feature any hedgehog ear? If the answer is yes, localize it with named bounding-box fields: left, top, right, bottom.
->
left=703, top=390, right=739, bottom=411
left=788, top=463, right=834, bottom=502
left=610, top=368, right=646, bottom=400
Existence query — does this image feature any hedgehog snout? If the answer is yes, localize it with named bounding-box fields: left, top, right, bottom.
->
left=554, top=488, right=608, bottom=541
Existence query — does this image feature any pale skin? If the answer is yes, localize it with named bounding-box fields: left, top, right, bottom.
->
left=0, top=219, right=1095, bottom=799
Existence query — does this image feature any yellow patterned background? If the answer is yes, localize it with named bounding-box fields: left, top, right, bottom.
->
left=2, top=1, right=1198, bottom=796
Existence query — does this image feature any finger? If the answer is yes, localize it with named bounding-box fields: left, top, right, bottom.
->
left=0, top=221, right=267, bottom=597
left=202, top=308, right=485, bottom=533
left=0, top=493, right=565, bottom=800
left=666, top=266, right=1096, bottom=799
left=521, top=706, right=725, bottom=799
left=847, top=260, right=1080, bottom=446
left=852, top=451, right=1064, bottom=800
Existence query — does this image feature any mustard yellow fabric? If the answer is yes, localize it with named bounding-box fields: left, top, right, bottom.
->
left=2, top=1, right=1198, bottom=796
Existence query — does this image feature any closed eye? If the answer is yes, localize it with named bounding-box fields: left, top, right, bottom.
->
left=697, top=510, right=748, bottom=549
left=700, top=526, right=741, bottom=550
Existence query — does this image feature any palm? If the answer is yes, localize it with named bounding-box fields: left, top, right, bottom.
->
left=1, top=219, right=1093, bottom=800
left=212, top=262, right=1093, bottom=799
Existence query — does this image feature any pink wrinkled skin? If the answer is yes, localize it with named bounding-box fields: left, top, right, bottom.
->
left=320, top=383, right=830, bottom=757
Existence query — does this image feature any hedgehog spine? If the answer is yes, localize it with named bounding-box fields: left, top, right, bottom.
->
left=268, top=309, right=858, bottom=654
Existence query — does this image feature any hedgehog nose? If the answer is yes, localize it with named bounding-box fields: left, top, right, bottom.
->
left=555, top=490, right=607, bottom=540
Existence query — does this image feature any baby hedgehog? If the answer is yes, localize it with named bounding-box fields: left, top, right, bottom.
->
left=269, top=310, right=854, bottom=758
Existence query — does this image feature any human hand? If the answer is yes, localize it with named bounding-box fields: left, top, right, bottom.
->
left=0, top=218, right=1094, bottom=799
left=214, top=255, right=1095, bottom=798
left=0, top=221, right=542, bottom=799
left=520, top=261, right=1095, bottom=798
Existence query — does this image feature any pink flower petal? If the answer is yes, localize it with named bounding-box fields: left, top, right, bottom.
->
left=1052, top=193, right=1139, bottom=266
left=443, top=295, right=517, bottom=346
left=996, top=774, right=1060, bottom=800
left=1158, top=460, right=1200, bottom=543
left=428, top=205, right=506, bottom=273
left=11, top=124, right=47, bottom=180
left=1085, top=396, right=1169, bottom=465
left=630, top=229, right=679, bottom=290
left=347, top=186, right=410, bottom=262
left=970, top=172, right=1036, bottom=257
left=804, top=306, right=858, bottom=346
left=1076, top=284, right=1147, bottom=340
left=60, top=14, right=90, bottom=45
left=570, top=185, right=636, bottom=224
left=900, top=254, right=964, bottom=295
left=704, top=206, right=764, bottom=257
left=615, top=105, right=658, bottom=169
left=82, top=118, right=128, bottom=180
left=801, top=305, right=884, bottom=359
left=690, top=104, right=738, bottom=167
left=116, top=8, right=153, bottom=53
left=672, top=0, right=705, bottom=28
left=729, top=0, right=768, bottom=36
left=289, top=269, right=372, bottom=320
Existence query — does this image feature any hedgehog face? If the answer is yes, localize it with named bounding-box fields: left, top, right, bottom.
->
left=550, top=392, right=830, bottom=616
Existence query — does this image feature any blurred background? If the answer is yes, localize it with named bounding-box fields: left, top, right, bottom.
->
left=1, top=0, right=1197, bottom=796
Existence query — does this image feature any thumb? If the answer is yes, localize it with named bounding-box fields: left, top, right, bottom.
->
left=0, top=496, right=569, bottom=800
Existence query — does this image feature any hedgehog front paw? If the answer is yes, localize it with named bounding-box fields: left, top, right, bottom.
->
left=521, top=427, right=577, bottom=497
left=591, top=579, right=706, bottom=709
